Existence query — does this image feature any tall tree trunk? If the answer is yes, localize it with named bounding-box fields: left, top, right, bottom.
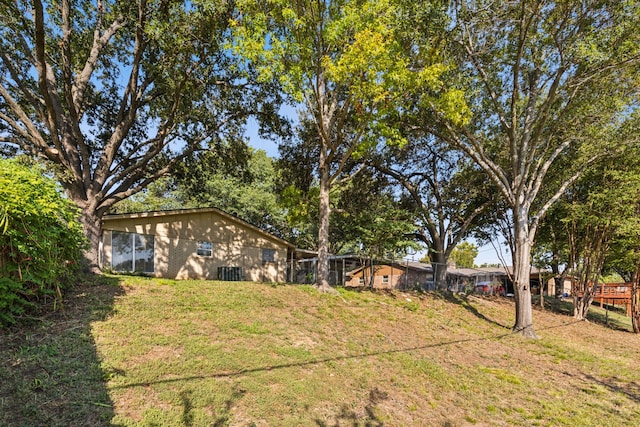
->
left=430, top=250, right=448, bottom=290
left=316, top=147, right=332, bottom=292
left=572, top=266, right=597, bottom=321
left=570, top=227, right=609, bottom=321
left=80, top=209, right=102, bottom=273
left=69, top=190, right=104, bottom=274
left=369, top=259, right=375, bottom=289
left=512, top=208, right=537, bottom=338
left=574, top=281, right=597, bottom=321
left=632, top=270, right=640, bottom=333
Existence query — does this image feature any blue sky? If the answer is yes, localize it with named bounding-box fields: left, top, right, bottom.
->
left=244, top=116, right=280, bottom=158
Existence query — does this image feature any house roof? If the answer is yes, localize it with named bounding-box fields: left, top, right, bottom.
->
left=296, top=253, right=364, bottom=263
left=404, top=261, right=433, bottom=272
left=447, top=266, right=509, bottom=277
left=346, top=260, right=433, bottom=276
left=102, top=207, right=296, bottom=249
left=447, top=266, right=551, bottom=278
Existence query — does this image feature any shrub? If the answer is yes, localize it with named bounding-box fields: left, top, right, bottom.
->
left=0, top=158, right=87, bottom=325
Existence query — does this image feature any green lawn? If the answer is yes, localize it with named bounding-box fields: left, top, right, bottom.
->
left=2, top=276, right=640, bottom=426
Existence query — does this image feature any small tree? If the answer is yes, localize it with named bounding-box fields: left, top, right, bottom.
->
left=449, top=242, right=479, bottom=269
left=597, top=143, right=640, bottom=331
left=0, top=158, right=86, bottom=324
left=605, top=233, right=640, bottom=333
left=537, top=149, right=640, bottom=321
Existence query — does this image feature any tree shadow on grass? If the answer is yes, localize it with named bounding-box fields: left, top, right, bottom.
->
left=584, top=375, right=640, bottom=403
left=212, top=386, right=246, bottom=427
left=177, top=385, right=246, bottom=427
left=0, top=274, right=124, bottom=427
left=435, top=291, right=511, bottom=330
left=315, top=387, right=388, bottom=427
left=434, top=291, right=633, bottom=333
left=536, top=296, right=632, bottom=332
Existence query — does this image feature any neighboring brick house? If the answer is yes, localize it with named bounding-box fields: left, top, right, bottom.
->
left=101, top=207, right=295, bottom=282
left=345, top=261, right=433, bottom=290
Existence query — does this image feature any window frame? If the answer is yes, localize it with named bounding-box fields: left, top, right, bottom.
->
left=196, top=240, right=213, bottom=257
left=262, top=248, right=276, bottom=263
left=111, top=231, right=155, bottom=273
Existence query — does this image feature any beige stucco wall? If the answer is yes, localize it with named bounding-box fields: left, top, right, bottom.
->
left=102, top=210, right=290, bottom=282
left=545, top=277, right=573, bottom=296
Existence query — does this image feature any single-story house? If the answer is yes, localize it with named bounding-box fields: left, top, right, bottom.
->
left=501, top=266, right=569, bottom=297
left=446, top=266, right=510, bottom=294
left=447, top=266, right=571, bottom=296
left=101, top=207, right=295, bottom=282
left=345, top=261, right=433, bottom=290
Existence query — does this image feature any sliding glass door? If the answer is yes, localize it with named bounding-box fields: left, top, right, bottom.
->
left=111, top=231, right=154, bottom=273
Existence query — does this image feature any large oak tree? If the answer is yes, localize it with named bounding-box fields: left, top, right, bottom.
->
left=0, top=0, right=270, bottom=269
left=371, top=137, right=493, bottom=288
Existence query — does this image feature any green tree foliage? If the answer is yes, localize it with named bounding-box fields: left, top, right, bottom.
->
left=372, top=136, right=494, bottom=288
left=331, top=169, right=420, bottom=259
left=109, top=176, right=184, bottom=214
left=175, top=148, right=289, bottom=236
left=449, top=241, right=478, bottom=269
left=423, top=0, right=640, bottom=337
left=0, top=0, right=276, bottom=269
left=277, top=123, right=419, bottom=258
left=605, top=219, right=640, bottom=309
left=581, top=119, right=640, bottom=331
left=607, top=227, right=640, bottom=333
left=537, top=136, right=640, bottom=323
left=0, top=159, right=86, bottom=325
left=112, top=144, right=289, bottom=236
left=231, top=0, right=462, bottom=290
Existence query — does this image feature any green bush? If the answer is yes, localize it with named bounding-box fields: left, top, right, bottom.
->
left=0, top=158, right=87, bottom=325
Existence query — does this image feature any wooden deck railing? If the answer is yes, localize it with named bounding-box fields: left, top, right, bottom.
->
left=576, top=283, right=633, bottom=315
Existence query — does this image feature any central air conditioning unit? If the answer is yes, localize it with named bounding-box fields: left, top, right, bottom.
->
left=218, top=266, right=242, bottom=281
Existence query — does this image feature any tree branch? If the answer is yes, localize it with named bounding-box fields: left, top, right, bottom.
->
left=73, top=9, right=126, bottom=113
left=530, top=154, right=599, bottom=239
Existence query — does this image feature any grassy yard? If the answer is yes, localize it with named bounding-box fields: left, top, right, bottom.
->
left=2, top=276, right=640, bottom=426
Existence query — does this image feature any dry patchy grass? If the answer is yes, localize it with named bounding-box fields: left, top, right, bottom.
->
left=2, top=276, right=640, bottom=426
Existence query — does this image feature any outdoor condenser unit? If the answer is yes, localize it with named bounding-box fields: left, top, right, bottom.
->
left=218, top=266, right=242, bottom=281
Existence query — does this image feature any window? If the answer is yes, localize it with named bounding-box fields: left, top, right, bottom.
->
left=382, top=275, right=389, bottom=284
left=262, top=248, right=276, bottom=263
left=111, top=232, right=154, bottom=273
left=358, top=277, right=364, bottom=285
left=196, top=241, right=213, bottom=257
